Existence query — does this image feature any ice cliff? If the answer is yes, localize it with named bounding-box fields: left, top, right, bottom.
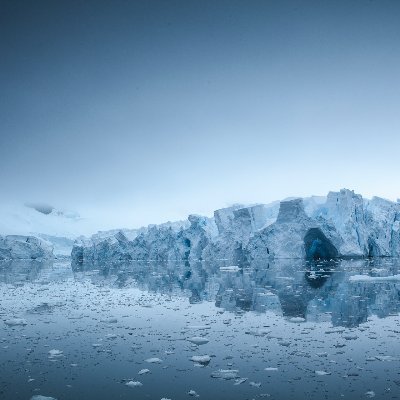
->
left=71, top=189, right=400, bottom=266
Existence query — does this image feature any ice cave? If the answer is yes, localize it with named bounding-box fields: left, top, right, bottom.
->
left=304, top=228, right=339, bottom=260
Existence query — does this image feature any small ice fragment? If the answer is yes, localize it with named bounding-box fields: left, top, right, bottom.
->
left=211, top=369, right=239, bottom=380
left=188, top=389, right=199, bottom=397
left=365, top=392, right=375, bottom=398
left=249, top=381, right=261, bottom=387
left=188, top=337, right=209, bottom=345
left=315, top=370, right=331, bottom=376
left=289, top=317, right=305, bottom=323
left=100, top=317, right=118, bottom=323
left=30, top=396, right=57, bottom=400
left=138, top=369, right=150, bottom=375
left=234, top=377, right=248, bottom=385
left=264, top=367, right=278, bottom=371
left=187, top=325, right=211, bottom=330
left=349, top=274, right=400, bottom=282
left=4, top=318, right=27, bottom=326
left=126, top=381, right=143, bottom=387
left=220, top=265, right=241, bottom=272
left=245, top=328, right=271, bottom=337
left=375, top=355, right=399, bottom=361
left=343, top=334, right=358, bottom=340
left=145, top=357, right=162, bottom=363
left=105, top=333, right=117, bottom=340
left=190, top=355, right=211, bottom=364
left=48, top=349, right=63, bottom=358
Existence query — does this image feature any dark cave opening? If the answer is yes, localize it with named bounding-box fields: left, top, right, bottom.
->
left=367, top=238, right=381, bottom=257
left=304, top=228, right=339, bottom=260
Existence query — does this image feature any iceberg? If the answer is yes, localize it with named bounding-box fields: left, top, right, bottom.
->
left=0, top=235, right=54, bottom=260
left=71, top=189, right=400, bottom=265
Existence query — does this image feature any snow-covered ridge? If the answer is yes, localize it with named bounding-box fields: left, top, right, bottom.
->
left=72, top=189, right=400, bottom=265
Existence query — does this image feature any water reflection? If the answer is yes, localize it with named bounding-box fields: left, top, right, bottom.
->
left=1, top=258, right=400, bottom=400
left=3, top=257, right=399, bottom=328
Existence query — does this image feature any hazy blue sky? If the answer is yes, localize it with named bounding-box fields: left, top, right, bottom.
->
left=1, top=0, right=399, bottom=228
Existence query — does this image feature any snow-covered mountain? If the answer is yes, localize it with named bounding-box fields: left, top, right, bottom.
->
left=0, top=203, right=97, bottom=256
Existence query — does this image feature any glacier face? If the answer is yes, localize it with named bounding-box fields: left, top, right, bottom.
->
left=0, top=235, right=54, bottom=260
left=72, top=189, right=400, bottom=266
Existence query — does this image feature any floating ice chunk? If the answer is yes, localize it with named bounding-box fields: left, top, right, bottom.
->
left=126, top=381, right=143, bottom=387
left=245, top=328, right=271, bottom=336
left=138, top=369, right=150, bottom=375
left=188, top=389, right=199, bottom=397
left=30, top=396, right=57, bottom=400
left=188, top=337, right=209, bottom=345
left=374, top=355, right=399, bottom=361
left=105, top=333, right=118, bottom=340
left=315, top=370, right=331, bottom=376
left=4, top=318, right=27, bottom=326
left=145, top=357, right=162, bottom=363
left=211, top=369, right=239, bottom=380
left=349, top=274, right=400, bottom=282
left=365, top=392, right=375, bottom=398
left=343, top=334, right=358, bottom=340
left=100, top=317, right=118, bottom=323
left=264, top=367, right=278, bottom=371
left=187, top=325, right=211, bottom=330
left=234, top=378, right=248, bottom=385
left=289, top=317, right=305, bottom=323
left=190, top=355, right=211, bottom=364
left=249, top=381, right=261, bottom=387
left=220, top=266, right=241, bottom=272
left=48, top=349, right=63, bottom=358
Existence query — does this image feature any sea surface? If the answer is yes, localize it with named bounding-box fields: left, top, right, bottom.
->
left=1, top=258, right=400, bottom=400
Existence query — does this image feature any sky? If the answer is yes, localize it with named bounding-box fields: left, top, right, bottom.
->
left=1, top=0, right=400, bottom=229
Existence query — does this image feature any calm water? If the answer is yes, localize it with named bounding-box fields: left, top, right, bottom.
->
left=1, top=258, right=400, bottom=400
